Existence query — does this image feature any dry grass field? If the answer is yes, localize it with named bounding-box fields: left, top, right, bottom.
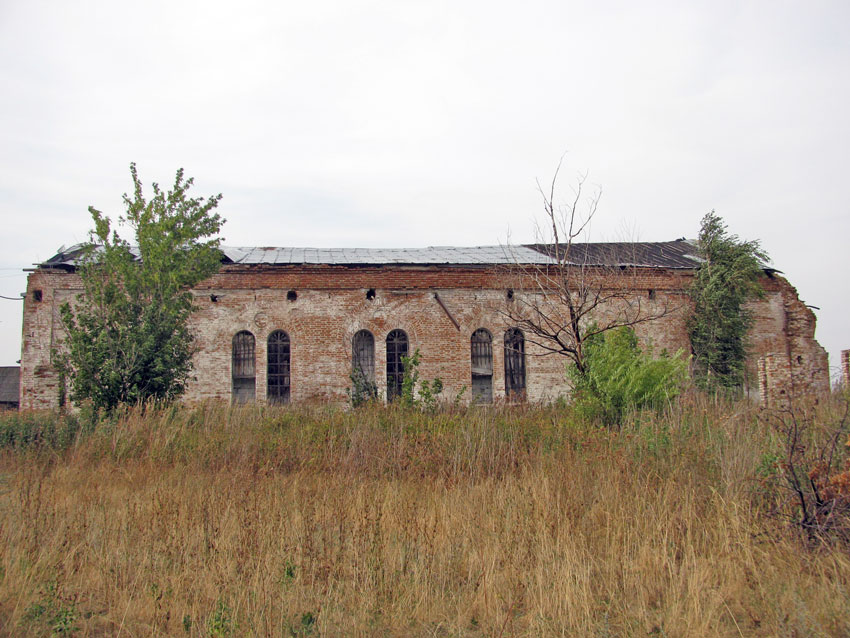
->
left=1, top=396, right=848, bottom=637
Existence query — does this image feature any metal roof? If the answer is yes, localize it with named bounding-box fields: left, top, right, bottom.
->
left=525, top=241, right=704, bottom=269
left=38, top=240, right=703, bottom=269
left=218, top=245, right=554, bottom=265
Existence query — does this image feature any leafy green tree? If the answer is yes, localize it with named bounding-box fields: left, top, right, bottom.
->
left=568, top=326, right=687, bottom=425
left=687, top=211, right=768, bottom=391
left=55, top=163, right=224, bottom=411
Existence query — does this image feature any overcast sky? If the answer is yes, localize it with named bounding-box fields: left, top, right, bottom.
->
left=0, top=0, right=847, bottom=379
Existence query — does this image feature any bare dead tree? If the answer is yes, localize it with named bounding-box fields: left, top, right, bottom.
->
left=500, top=160, right=677, bottom=376
left=761, top=397, right=850, bottom=545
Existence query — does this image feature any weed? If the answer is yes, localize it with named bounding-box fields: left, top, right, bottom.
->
left=287, top=611, right=317, bottom=636
left=399, top=348, right=443, bottom=412
left=756, top=451, right=782, bottom=479
left=207, top=599, right=235, bottom=637
left=347, top=367, right=378, bottom=408
left=279, top=559, right=297, bottom=587
left=22, top=580, right=79, bottom=636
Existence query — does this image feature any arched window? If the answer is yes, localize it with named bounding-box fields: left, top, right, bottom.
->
left=504, top=328, right=526, bottom=400
left=471, top=328, right=493, bottom=403
left=352, top=330, right=377, bottom=399
left=232, top=331, right=256, bottom=403
left=267, top=330, right=291, bottom=404
left=386, top=329, right=408, bottom=401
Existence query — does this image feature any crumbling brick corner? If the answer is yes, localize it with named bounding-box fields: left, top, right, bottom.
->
left=756, top=275, right=830, bottom=407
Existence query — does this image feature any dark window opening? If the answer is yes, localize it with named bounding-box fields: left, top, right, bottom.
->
left=352, top=330, right=377, bottom=400
left=648, top=289, right=656, bottom=300
left=287, top=290, right=298, bottom=302
left=366, top=288, right=376, bottom=301
left=33, top=290, right=42, bottom=302
left=267, top=330, right=291, bottom=404
left=506, top=289, right=514, bottom=301
left=232, top=331, right=256, bottom=403
left=471, top=328, right=493, bottom=403
left=386, top=329, right=408, bottom=402
left=504, top=328, right=526, bottom=400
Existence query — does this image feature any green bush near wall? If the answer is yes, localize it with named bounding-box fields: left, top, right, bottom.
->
left=568, top=326, right=688, bottom=425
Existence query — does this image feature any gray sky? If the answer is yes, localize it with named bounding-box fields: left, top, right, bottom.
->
left=1, top=0, right=847, bottom=379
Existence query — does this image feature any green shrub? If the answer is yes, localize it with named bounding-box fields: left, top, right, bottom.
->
left=22, top=580, right=80, bottom=635
left=399, top=349, right=443, bottom=412
left=568, top=327, right=688, bottom=425
left=207, top=599, right=235, bottom=637
left=347, top=367, right=379, bottom=407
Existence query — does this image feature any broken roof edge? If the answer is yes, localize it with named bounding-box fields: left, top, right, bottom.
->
left=36, top=239, right=712, bottom=270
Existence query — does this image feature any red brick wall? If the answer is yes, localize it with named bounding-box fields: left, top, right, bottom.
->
left=752, top=274, right=831, bottom=405
left=19, top=264, right=829, bottom=409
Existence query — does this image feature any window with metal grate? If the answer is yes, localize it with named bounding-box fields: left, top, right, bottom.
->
left=504, top=328, right=526, bottom=400
left=267, top=330, right=291, bottom=404
left=386, top=329, right=408, bottom=401
left=232, top=331, right=256, bottom=403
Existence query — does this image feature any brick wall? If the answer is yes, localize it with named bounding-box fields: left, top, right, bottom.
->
left=752, top=273, right=831, bottom=406
left=19, top=264, right=830, bottom=409
left=20, top=270, right=71, bottom=410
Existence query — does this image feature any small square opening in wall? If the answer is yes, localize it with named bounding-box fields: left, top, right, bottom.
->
left=33, top=290, right=42, bottom=302
left=648, top=289, right=656, bottom=300
left=366, top=288, right=376, bottom=301
left=507, top=289, right=514, bottom=301
left=287, top=290, right=297, bottom=302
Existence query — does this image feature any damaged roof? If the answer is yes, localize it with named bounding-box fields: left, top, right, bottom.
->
left=38, top=240, right=703, bottom=270
left=525, top=241, right=704, bottom=269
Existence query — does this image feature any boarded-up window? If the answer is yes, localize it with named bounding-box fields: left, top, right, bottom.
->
left=471, top=328, right=493, bottom=403
left=267, top=330, right=291, bottom=404
left=232, top=331, right=256, bottom=403
left=386, top=329, right=408, bottom=402
left=504, top=328, right=526, bottom=400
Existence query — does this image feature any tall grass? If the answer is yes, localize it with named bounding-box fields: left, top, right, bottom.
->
left=1, top=397, right=848, bottom=636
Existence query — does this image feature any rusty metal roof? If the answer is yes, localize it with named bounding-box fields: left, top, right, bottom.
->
left=524, top=241, right=704, bottom=269
left=38, top=240, right=703, bottom=269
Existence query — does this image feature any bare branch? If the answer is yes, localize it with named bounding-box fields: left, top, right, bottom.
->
left=497, top=161, right=682, bottom=375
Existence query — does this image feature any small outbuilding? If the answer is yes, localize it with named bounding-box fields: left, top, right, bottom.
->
left=0, top=366, right=20, bottom=410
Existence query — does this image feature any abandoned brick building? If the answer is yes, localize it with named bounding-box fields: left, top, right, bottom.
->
left=19, top=241, right=829, bottom=410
